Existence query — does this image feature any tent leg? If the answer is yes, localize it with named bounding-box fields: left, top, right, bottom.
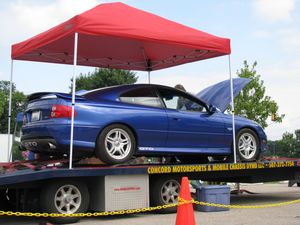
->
left=7, top=60, right=14, bottom=162
left=69, top=32, right=78, bottom=169
left=229, top=55, right=237, bottom=163
left=148, top=71, right=151, bottom=84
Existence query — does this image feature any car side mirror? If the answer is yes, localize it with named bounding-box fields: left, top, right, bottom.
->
left=209, top=105, right=217, bottom=114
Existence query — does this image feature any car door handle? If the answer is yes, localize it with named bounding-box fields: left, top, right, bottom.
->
left=172, top=117, right=181, bottom=121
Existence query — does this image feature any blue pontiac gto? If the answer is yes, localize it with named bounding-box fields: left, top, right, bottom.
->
left=20, top=81, right=267, bottom=164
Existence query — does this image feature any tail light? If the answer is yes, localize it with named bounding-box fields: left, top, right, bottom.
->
left=51, top=104, right=76, bottom=118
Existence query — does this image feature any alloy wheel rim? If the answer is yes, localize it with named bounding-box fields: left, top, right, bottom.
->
left=161, top=180, right=180, bottom=204
left=105, top=128, right=131, bottom=160
left=238, top=133, right=257, bottom=160
left=54, top=185, right=81, bottom=214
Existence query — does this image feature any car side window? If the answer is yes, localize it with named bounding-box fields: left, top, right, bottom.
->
left=159, top=88, right=207, bottom=113
left=119, top=87, right=163, bottom=108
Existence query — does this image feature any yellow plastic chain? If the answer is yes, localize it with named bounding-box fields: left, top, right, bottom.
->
left=1, top=198, right=300, bottom=218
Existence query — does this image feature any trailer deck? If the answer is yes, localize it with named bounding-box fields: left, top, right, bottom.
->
left=1, top=158, right=300, bottom=224
left=1, top=159, right=299, bottom=188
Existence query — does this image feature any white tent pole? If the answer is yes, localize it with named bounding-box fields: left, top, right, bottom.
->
left=7, top=60, right=14, bottom=162
left=69, top=32, right=78, bottom=169
left=229, top=55, right=237, bottom=163
left=148, top=71, right=151, bottom=84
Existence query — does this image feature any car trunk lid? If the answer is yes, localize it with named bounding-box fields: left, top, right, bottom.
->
left=24, top=93, right=84, bottom=124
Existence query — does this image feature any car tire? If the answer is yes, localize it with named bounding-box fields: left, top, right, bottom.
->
left=150, top=176, right=180, bottom=213
left=236, top=129, right=260, bottom=162
left=96, top=124, right=136, bottom=164
left=40, top=179, right=89, bottom=224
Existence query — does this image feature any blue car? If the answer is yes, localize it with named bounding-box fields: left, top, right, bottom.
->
left=20, top=80, right=267, bottom=164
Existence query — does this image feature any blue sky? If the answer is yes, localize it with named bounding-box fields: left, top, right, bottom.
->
left=0, top=0, right=299, bottom=140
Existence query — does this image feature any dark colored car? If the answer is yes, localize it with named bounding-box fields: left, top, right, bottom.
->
left=20, top=81, right=267, bottom=164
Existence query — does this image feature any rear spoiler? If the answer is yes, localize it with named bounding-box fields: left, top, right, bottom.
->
left=28, top=92, right=85, bottom=102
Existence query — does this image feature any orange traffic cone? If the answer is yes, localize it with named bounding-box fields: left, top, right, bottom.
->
left=175, top=177, right=196, bottom=225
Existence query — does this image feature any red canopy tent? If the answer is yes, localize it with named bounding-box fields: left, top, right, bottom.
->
left=12, top=2, right=230, bottom=70
left=9, top=2, right=235, bottom=167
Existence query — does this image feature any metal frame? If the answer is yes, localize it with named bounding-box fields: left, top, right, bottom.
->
left=228, top=55, right=237, bottom=163
left=7, top=37, right=235, bottom=168
left=6, top=53, right=236, bottom=167
left=69, top=32, right=79, bottom=169
left=7, top=60, right=14, bottom=162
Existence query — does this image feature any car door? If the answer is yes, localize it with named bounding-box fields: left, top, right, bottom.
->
left=119, top=86, right=169, bottom=151
left=158, top=87, right=227, bottom=154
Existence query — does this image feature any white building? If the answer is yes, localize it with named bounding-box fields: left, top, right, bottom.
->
left=0, top=134, right=12, bottom=162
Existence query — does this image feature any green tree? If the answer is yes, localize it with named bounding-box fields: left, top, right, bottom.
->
left=0, top=91, right=5, bottom=118
left=267, top=130, right=300, bottom=157
left=0, top=81, right=27, bottom=133
left=72, top=68, right=138, bottom=91
left=233, top=61, right=284, bottom=128
left=295, top=129, right=300, bottom=142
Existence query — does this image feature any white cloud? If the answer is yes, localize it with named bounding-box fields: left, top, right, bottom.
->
left=0, top=0, right=108, bottom=47
left=253, top=27, right=300, bottom=54
left=252, top=30, right=271, bottom=39
left=278, top=28, right=300, bottom=53
left=253, top=0, right=295, bottom=22
left=258, top=61, right=300, bottom=140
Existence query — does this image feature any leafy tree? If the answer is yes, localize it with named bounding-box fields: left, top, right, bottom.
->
left=0, top=91, right=5, bottom=119
left=0, top=81, right=27, bottom=134
left=267, top=130, right=300, bottom=157
left=72, top=68, right=138, bottom=91
left=295, top=129, right=300, bottom=142
left=233, top=61, right=284, bottom=128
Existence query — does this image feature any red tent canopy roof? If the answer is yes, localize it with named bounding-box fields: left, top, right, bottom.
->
left=11, top=2, right=231, bottom=71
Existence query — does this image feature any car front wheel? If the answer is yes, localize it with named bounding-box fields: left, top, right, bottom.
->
left=96, top=124, right=136, bottom=164
left=236, top=129, right=260, bottom=162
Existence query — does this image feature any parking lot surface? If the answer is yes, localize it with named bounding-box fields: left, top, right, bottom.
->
left=0, top=183, right=300, bottom=225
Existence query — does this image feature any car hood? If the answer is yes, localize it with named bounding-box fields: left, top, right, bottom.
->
left=196, top=78, right=251, bottom=112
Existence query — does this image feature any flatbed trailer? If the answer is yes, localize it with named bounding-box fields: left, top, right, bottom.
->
left=1, top=159, right=300, bottom=223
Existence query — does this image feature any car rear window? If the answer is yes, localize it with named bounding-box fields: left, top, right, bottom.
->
left=120, top=87, right=163, bottom=108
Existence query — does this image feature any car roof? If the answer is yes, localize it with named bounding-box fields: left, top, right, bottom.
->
left=82, top=83, right=202, bottom=103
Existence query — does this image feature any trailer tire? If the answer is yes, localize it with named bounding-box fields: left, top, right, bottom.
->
left=96, top=124, right=136, bottom=164
left=150, top=176, right=180, bottom=213
left=0, top=189, right=9, bottom=210
left=40, top=180, right=89, bottom=224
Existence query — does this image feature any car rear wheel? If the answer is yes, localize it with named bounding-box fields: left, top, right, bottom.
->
left=96, top=124, right=136, bottom=164
left=236, top=129, right=259, bottom=162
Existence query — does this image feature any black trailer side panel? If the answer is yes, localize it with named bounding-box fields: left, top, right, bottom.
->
left=1, top=160, right=300, bottom=188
